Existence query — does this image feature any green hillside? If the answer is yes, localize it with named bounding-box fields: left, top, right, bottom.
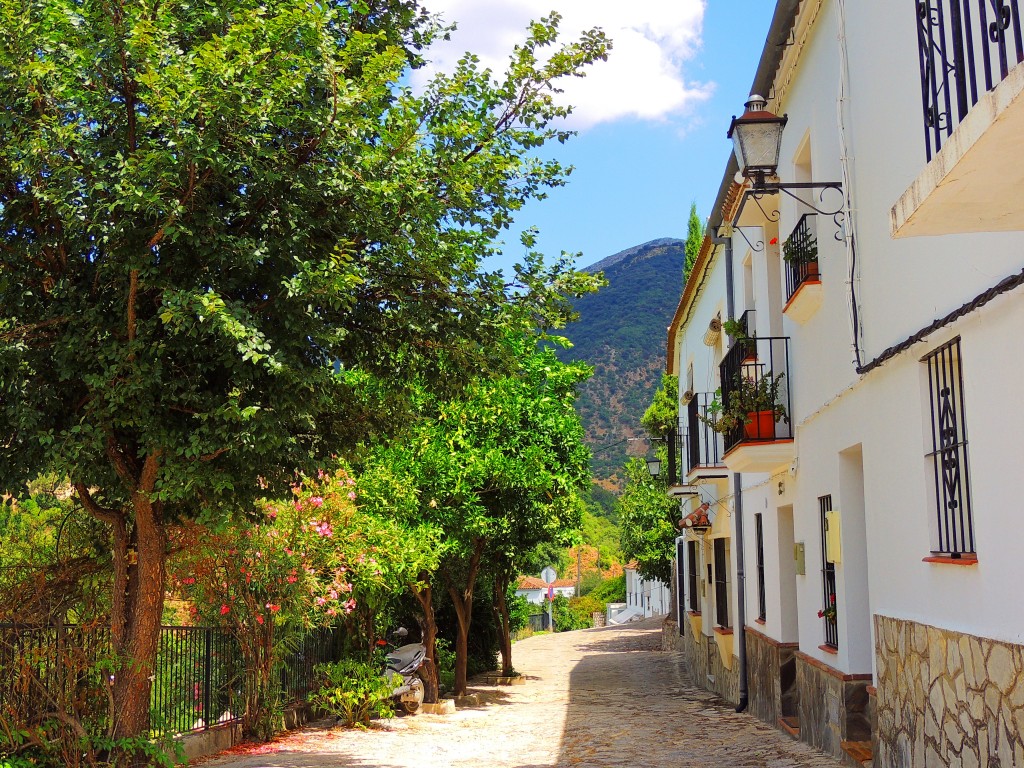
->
left=558, top=238, right=685, bottom=487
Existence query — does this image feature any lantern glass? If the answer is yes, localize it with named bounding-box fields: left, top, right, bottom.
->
left=727, top=96, right=787, bottom=180
left=646, top=457, right=662, bottom=478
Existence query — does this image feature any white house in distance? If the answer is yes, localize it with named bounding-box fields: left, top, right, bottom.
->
left=624, top=565, right=669, bottom=619
left=661, top=1, right=1024, bottom=766
left=515, top=576, right=575, bottom=605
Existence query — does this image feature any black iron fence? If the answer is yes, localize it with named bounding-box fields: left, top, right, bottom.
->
left=685, top=392, right=725, bottom=473
left=917, top=0, right=1024, bottom=159
left=784, top=214, right=819, bottom=301
left=719, top=334, right=793, bottom=454
left=0, top=623, right=342, bottom=739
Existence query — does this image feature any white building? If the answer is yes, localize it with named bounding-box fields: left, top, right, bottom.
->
left=663, top=2, right=1024, bottom=766
left=515, top=576, right=575, bottom=605
left=624, top=566, right=670, bottom=618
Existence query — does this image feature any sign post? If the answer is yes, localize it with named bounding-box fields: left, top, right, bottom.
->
left=540, top=566, right=557, bottom=632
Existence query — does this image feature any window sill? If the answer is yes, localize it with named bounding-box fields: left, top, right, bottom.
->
left=754, top=618, right=766, bottom=625
left=819, top=643, right=838, bottom=656
left=713, top=625, right=734, bottom=636
left=923, top=555, right=978, bottom=566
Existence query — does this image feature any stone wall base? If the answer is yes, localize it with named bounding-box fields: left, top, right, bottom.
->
left=662, top=617, right=738, bottom=704
left=796, top=653, right=872, bottom=760
left=874, top=614, right=1024, bottom=768
left=745, top=627, right=799, bottom=727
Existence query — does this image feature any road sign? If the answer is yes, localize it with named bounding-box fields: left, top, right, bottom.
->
left=540, top=566, right=557, bottom=584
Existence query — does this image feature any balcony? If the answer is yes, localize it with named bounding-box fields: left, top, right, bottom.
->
left=892, top=0, right=1024, bottom=237
left=782, top=214, right=822, bottom=324
left=718, top=334, right=795, bottom=474
left=684, top=393, right=728, bottom=484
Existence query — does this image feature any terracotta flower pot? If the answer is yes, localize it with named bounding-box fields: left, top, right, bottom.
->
left=744, top=410, right=776, bottom=440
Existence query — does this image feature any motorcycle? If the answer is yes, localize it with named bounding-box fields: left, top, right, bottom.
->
left=383, top=627, right=427, bottom=714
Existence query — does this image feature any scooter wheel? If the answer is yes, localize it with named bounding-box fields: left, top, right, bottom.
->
left=400, top=671, right=425, bottom=714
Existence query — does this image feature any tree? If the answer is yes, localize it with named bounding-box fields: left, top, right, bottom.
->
left=359, top=338, right=591, bottom=694
left=617, top=458, right=679, bottom=585
left=683, top=202, right=705, bottom=285
left=0, top=1, right=608, bottom=754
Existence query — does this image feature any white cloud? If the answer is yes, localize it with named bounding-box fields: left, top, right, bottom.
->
left=413, top=0, right=712, bottom=129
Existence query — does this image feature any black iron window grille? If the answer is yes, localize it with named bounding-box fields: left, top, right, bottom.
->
left=666, top=426, right=684, bottom=485
left=925, top=338, right=976, bottom=556
left=685, top=393, right=726, bottom=473
left=687, top=540, right=700, bottom=613
left=819, top=495, right=839, bottom=649
left=713, top=538, right=731, bottom=629
left=719, top=334, right=793, bottom=454
left=917, top=0, right=1024, bottom=160
left=784, top=214, right=820, bottom=302
left=755, top=514, right=767, bottom=622
left=676, top=540, right=687, bottom=635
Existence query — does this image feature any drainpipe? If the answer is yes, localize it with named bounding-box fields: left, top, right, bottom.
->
left=713, top=229, right=749, bottom=713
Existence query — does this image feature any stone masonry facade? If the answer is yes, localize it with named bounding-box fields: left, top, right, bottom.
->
left=745, top=626, right=799, bottom=726
left=663, top=617, right=739, bottom=705
left=796, top=652, right=872, bottom=760
left=874, top=614, right=1024, bottom=768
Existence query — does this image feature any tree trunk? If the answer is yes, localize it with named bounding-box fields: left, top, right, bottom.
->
left=493, top=574, right=513, bottom=677
left=78, top=454, right=167, bottom=767
left=442, top=538, right=485, bottom=698
left=413, top=582, right=439, bottom=703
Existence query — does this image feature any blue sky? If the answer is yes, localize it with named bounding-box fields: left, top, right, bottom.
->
left=417, top=1, right=777, bottom=273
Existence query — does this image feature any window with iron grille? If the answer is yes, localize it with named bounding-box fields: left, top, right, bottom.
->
left=676, top=540, right=686, bottom=635
left=924, top=338, right=975, bottom=556
left=687, top=540, right=699, bottom=613
left=819, top=495, right=838, bottom=649
left=755, top=514, right=766, bottom=622
left=713, top=538, right=731, bottom=629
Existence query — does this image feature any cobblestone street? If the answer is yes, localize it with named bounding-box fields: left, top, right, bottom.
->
left=199, top=619, right=843, bottom=768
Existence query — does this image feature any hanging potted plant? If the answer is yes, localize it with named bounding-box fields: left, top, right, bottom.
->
left=818, top=593, right=837, bottom=624
left=699, top=372, right=789, bottom=440
left=782, top=232, right=819, bottom=279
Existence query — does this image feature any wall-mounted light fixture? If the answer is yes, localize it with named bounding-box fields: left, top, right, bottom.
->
left=727, top=95, right=846, bottom=251
left=646, top=456, right=662, bottom=478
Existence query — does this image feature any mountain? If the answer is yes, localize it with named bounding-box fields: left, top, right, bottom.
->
left=557, top=238, right=686, bottom=488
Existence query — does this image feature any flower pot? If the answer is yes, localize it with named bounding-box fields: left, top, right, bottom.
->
left=805, top=261, right=819, bottom=279
left=745, top=410, right=776, bottom=440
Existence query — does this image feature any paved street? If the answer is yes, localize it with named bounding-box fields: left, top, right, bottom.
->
left=199, top=619, right=842, bottom=768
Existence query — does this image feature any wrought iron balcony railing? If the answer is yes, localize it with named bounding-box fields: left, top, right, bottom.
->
left=784, top=214, right=819, bottom=302
left=917, top=0, right=1024, bottom=160
left=718, top=335, right=793, bottom=455
left=685, top=393, right=726, bottom=474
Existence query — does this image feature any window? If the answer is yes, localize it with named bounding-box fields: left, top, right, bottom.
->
left=819, top=495, right=838, bottom=649
left=687, top=541, right=699, bottom=613
left=924, top=338, right=975, bottom=556
left=755, top=514, right=766, bottom=622
left=713, top=538, right=731, bottom=629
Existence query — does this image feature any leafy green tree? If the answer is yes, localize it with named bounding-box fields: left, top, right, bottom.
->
left=684, top=202, right=705, bottom=284
left=617, top=457, right=679, bottom=584
left=641, top=374, right=679, bottom=437
left=0, top=0, right=607, bottom=751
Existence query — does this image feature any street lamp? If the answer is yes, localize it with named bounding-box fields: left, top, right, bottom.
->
left=646, top=456, right=662, bottom=479
left=726, top=94, right=845, bottom=248
left=728, top=94, right=788, bottom=189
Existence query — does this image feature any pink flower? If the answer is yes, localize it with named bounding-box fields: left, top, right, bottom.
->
left=293, top=500, right=303, bottom=512
left=327, top=608, right=337, bottom=616
left=182, top=577, right=196, bottom=585
left=318, top=469, right=326, bottom=479
left=309, top=496, right=324, bottom=508
left=347, top=491, right=356, bottom=500
left=316, top=596, right=327, bottom=606
left=267, top=510, right=277, bottom=520
left=220, top=604, right=230, bottom=615
left=343, top=598, right=357, bottom=614
left=329, top=589, right=338, bottom=600
left=340, top=582, right=353, bottom=593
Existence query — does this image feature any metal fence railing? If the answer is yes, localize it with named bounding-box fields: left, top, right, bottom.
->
left=784, top=214, right=819, bottom=302
left=685, top=392, right=725, bottom=474
left=917, top=0, right=1024, bottom=159
left=0, top=623, right=343, bottom=739
left=719, top=334, right=793, bottom=454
